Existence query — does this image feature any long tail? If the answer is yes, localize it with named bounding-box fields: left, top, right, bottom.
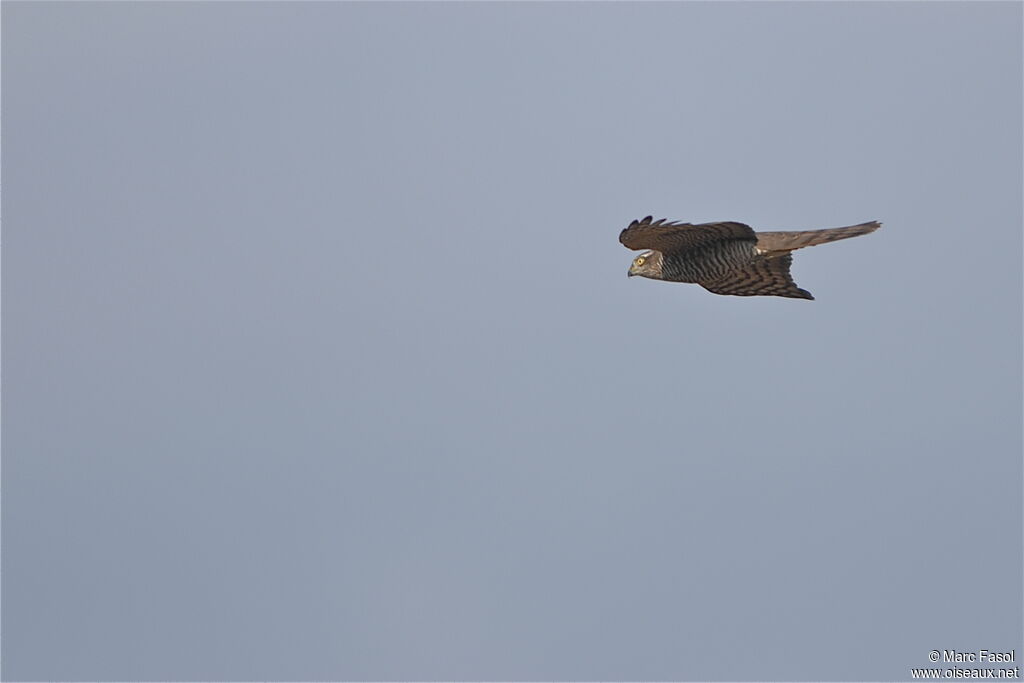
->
left=755, top=221, right=881, bottom=253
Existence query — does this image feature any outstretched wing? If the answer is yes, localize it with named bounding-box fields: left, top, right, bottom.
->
left=700, top=253, right=813, bottom=300
left=620, top=216, right=757, bottom=253
left=755, top=221, right=880, bottom=253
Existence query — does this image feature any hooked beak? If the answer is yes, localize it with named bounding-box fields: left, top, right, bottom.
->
left=627, top=269, right=635, bottom=277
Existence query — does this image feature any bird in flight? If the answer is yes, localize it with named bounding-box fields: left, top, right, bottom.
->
left=620, top=217, right=881, bottom=299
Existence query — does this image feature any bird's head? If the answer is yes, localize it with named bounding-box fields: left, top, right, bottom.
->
left=627, top=250, right=662, bottom=279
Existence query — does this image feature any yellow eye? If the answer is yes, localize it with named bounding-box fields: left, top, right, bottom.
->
left=635, top=256, right=646, bottom=266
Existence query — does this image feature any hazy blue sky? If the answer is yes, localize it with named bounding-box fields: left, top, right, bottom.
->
left=3, top=2, right=1021, bottom=681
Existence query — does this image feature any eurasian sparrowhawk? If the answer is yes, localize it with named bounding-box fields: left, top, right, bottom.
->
left=621, top=217, right=881, bottom=299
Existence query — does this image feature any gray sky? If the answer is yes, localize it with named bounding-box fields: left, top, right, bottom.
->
left=3, top=2, right=1021, bottom=681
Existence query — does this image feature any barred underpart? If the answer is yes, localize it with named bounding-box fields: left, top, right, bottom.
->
left=659, top=238, right=759, bottom=283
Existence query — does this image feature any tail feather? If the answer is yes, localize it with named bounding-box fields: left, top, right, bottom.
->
left=756, top=221, right=881, bottom=253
